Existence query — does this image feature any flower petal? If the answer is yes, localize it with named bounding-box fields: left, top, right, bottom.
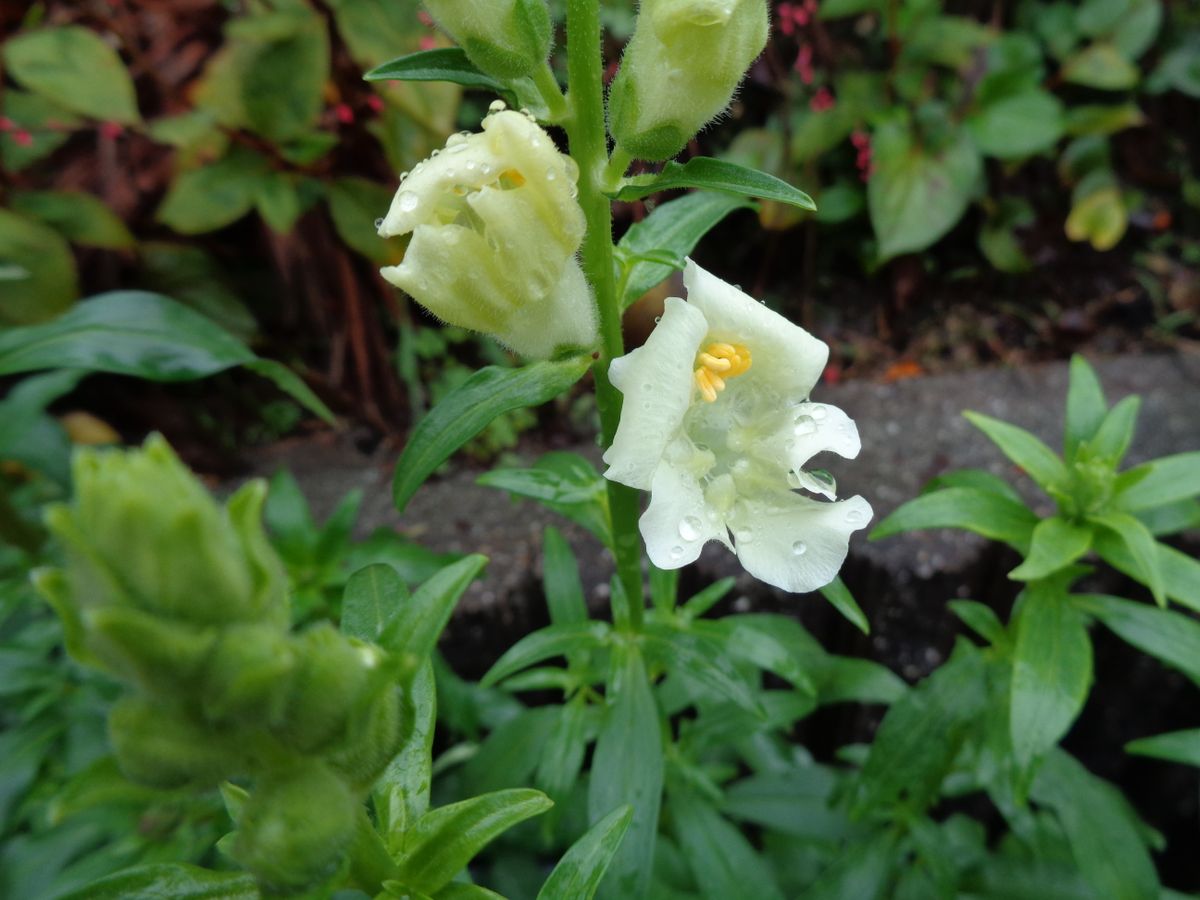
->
left=604, top=296, right=709, bottom=490
left=768, top=400, right=862, bottom=474
left=639, top=453, right=728, bottom=569
left=683, top=259, right=828, bottom=401
left=497, top=259, right=597, bottom=357
left=728, top=492, right=872, bottom=593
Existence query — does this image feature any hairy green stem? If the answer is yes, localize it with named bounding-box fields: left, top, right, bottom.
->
left=532, top=63, right=569, bottom=122
left=564, top=0, right=644, bottom=628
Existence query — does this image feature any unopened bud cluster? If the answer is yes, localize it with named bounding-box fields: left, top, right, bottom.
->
left=37, top=436, right=404, bottom=893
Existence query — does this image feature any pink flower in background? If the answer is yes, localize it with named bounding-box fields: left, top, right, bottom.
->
left=851, top=130, right=873, bottom=181
left=13, top=130, right=33, bottom=147
left=794, top=43, right=814, bottom=83
left=99, top=121, right=124, bottom=140
left=334, top=103, right=355, bottom=125
left=810, top=87, right=835, bottom=112
left=366, top=95, right=384, bottom=114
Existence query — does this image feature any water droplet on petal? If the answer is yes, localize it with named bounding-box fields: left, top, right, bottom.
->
left=678, top=516, right=703, bottom=541
left=791, top=540, right=807, bottom=556
left=846, top=508, right=865, bottom=524
left=399, top=191, right=419, bottom=213
left=793, top=415, right=817, bottom=436
left=654, top=316, right=662, bottom=324
left=670, top=545, right=685, bottom=560
left=373, top=217, right=384, bottom=230
left=810, top=469, right=837, bottom=494
left=488, top=99, right=507, bottom=113
left=811, top=405, right=828, bottom=421
left=545, top=167, right=557, bottom=181
left=643, top=383, right=653, bottom=392
left=784, top=438, right=795, bottom=450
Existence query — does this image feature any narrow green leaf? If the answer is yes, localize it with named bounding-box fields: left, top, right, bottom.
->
left=923, top=468, right=1024, bottom=504
left=1089, top=395, right=1140, bottom=464
left=643, top=623, right=762, bottom=714
left=616, top=191, right=752, bottom=309
left=364, top=48, right=507, bottom=93
left=1031, top=751, right=1159, bottom=900
left=612, top=157, right=816, bottom=210
left=1132, top=498, right=1200, bottom=537
left=242, top=358, right=336, bottom=424
left=400, top=789, right=553, bottom=894
left=963, top=411, right=1069, bottom=492
left=679, top=577, right=736, bottom=619
left=436, top=884, right=507, bottom=900
left=648, top=564, right=679, bottom=614
left=1089, top=511, right=1165, bottom=606
left=669, top=789, right=785, bottom=900
left=461, top=707, right=560, bottom=795
left=535, top=695, right=592, bottom=804
left=720, top=768, right=846, bottom=839
left=375, top=660, right=436, bottom=848
left=947, top=600, right=1007, bottom=647
left=817, top=656, right=907, bottom=705
left=589, top=645, right=663, bottom=900
left=697, top=620, right=816, bottom=696
left=541, top=527, right=588, bottom=627
left=1115, top=452, right=1200, bottom=511
left=870, top=487, right=1037, bottom=551
left=1065, top=355, right=1108, bottom=458
left=480, top=621, right=612, bottom=688
left=479, top=452, right=611, bottom=548
left=536, top=805, right=633, bottom=900
left=1074, top=593, right=1200, bottom=688
left=379, top=555, right=488, bottom=673
left=818, top=576, right=869, bottom=634
left=62, top=864, right=257, bottom=900
left=1126, top=729, right=1200, bottom=767
left=392, top=357, right=591, bottom=512
left=342, top=563, right=409, bottom=642
left=1010, top=582, right=1093, bottom=765
left=804, top=828, right=899, bottom=900
left=1094, top=531, right=1200, bottom=613
left=1009, top=517, right=1093, bottom=581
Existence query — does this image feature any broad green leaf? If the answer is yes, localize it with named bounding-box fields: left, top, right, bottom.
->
left=480, top=621, right=612, bottom=688
left=1066, top=182, right=1127, bottom=251
left=1093, top=532, right=1200, bottom=613
left=1010, top=582, right=1093, bottom=765
left=1148, top=44, right=1200, bottom=98
left=1089, top=511, right=1164, bottom=606
left=963, top=411, right=1069, bottom=492
left=342, top=563, right=409, bottom=642
left=968, top=90, right=1064, bottom=160
left=137, top=242, right=257, bottom=341
left=254, top=171, right=303, bottom=234
left=669, top=789, right=785, bottom=900
left=1065, top=355, right=1108, bottom=457
left=871, top=487, right=1037, bottom=551
left=0, top=91, right=79, bottom=172
left=1126, top=729, right=1200, bottom=767
left=617, top=191, right=752, bottom=310
left=376, top=660, right=436, bottom=846
left=537, top=805, right=633, bottom=900
left=643, top=623, right=762, bottom=714
left=979, top=197, right=1034, bottom=273
left=612, top=157, right=816, bottom=210
left=1065, top=103, right=1147, bottom=137
left=4, top=26, right=140, bottom=124
left=1089, top=395, right=1140, bottom=464
left=869, top=119, right=982, bottom=261
left=0, top=369, right=84, bottom=484
left=1116, top=452, right=1200, bottom=511
left=400, top=789, right=553, bottom=894
left=818, top=576, right=869, bottom=634
left=948, top=600, right=1007, bottom=646
left=241, top=12, right=329, bottom=143
left=10, top=191, right=135, bottom=249
left=328, top=176, right=403, bottom=264
left=157, top=148, right=269, bottom=234
left=589, top=645, right=663, bottom=900
left=479, top=452, right=612, bottom=548
left=1109, top=0, right=1162, bottom=60
left=61, top=864, right=257, bottom=900
left=1074, top=594, right=1200, bottom=687
left=0, top=208, right=77, bottom=325
left=857, top=641, right=988, bottom=814
left=379, top=555, right=488, bottom=674
left=365, top=48, right=508, bottom=94
left=541, top=527, right=588, bottom=627
left=392, top=357, right=591, bottom=512
left=1063, top=43, right=1140, bottom=90
left=535, top=695, right=591, bottom=804
left=1030, top=751, right=1159, bottom=900
left=1009, top=517, right=1093, bottom=581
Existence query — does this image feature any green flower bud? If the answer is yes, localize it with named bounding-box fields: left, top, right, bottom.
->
left=326, top=684, right=403, bottom=792
left=423, top=0, right=552, bottom=80
left=83, top=605, right=217, bottom=694
left=202, top=623, right=297, bottom=725
left=275, top=624, right=377, bottom=754
left=609, top=0, right=769, bottom=161
left=109, top=696, right=248, bottom=789
left=233, top=762, right=357, bottom=893
left=43, top=436, right=288, bottom=629
left=378, top=108, right=597, bottom=359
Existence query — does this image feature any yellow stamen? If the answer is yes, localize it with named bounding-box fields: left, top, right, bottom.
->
left=498, top=168, right=527, bottom=189
left=693, top=342, right=752, bottom=402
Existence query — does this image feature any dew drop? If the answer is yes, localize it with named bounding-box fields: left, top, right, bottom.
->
left=846, top=508, right=865, bottom=524
left=545, top=168, right=557, bottom=181
left=784, top=438, right=795, bottom=450
left=678, top=516, right=703, bottom=541
left=430, top=148, right=441, bottom=157
left=810, top=468, right=837, bottom=494
left=793, top=414, right=817, bottom=436
left=398, top=191, right=419, bottom=213
left=448, top=142, right=469, bottom=153
left=670, top=545, right=685, bottom=560
left=399, top=170, right=409, bottom=181
left=488, top=99, right=507, bottom=113
left=811, top=405, right=828, bottom=421
left=373, top=217, right=384, bottom=230
left=654, top=315, right=662, bottom=324
left=791, top=540, right=807, bottom=556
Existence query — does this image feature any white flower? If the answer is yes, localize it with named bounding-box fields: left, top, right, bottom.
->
left=602, top=260, right=872, bottom=593
left=377, top=108, right=597, bottom=359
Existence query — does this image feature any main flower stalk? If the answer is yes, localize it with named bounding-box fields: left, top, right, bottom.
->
left=564, top=0, right=645, bottom=627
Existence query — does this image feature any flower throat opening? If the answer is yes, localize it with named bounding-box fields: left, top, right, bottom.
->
left=694, top=342, right=752, bottom=402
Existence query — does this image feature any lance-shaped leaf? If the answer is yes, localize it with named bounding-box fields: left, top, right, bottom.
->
left=1089, top=511, right=1165, bottom=606
left=479, top=452, right=612, bottom=548
left=399, top=789, right=553, bottom=894
left=612, top=157, right=815, bottom=210
left=1089, top=395, right=1140, bottom=465
left=1094, top=531, right=1200, bottom=613
left=480, top=621, right=612, bottom=688
left=1074, top=594, right=1200, bottom=688
left=365, top=48, right=506, bottom=93
left=871, top=487, right=1037, bottom=551
left=1126, top=729, right=1200, bottom=767
left=1009, top=517, right=1093, bottom=581
left=669, top=788, right=785, bottom=900
left=375, top=661, right=436, bottom=849
left=819, top=576, right=870, bottom=634
left=341, top=563, right=409, bottom=642
left=536, top=804, right=634, bottom=900
left=963, top=411, right=1069, bottom=493
left=392, top=357, right=591, bottom=512
left=643, top=623, right=762, bottom=714
left=1064, top=355, right=1108, bottom=458
left=379, top=555, right=488, bottom=674
left=1115, top=452, right=1200, bottom=511
left=67, top=864, right=257, bottom=900
left=1010, top=581, right=1093, bottom=766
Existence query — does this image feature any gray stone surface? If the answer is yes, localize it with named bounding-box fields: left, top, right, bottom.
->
left=246, top=351, right=1200, bottom=668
